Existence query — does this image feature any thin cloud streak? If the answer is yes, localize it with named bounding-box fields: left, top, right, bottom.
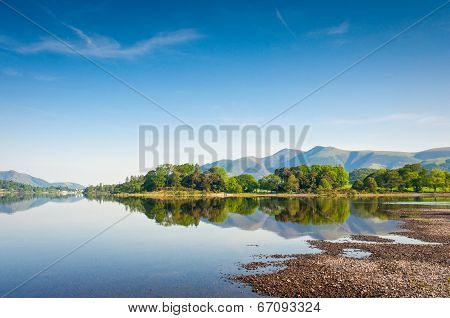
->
left=276, top=9, right=297, bottom=39
left=308, top=21, right=350, bottom=37
left=1, top=68, right=21, bottom=76
left=328, top=113, right=450, bottom=126
left=31, top=74, right=60, bottom=81
left=0, top=27, right=202, bottom=59
left=1, top=67, right=59, bottom=81
left=326, top=21, right=350, bottom=35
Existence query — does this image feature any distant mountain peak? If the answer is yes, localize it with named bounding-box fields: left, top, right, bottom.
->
left=0, top=170, right=84, bottom=190
left=417, top=147, right=450, bottom=152
left=201, top=146, right=450, bottom=177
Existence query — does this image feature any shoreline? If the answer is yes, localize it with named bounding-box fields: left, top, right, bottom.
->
left=234, top=208, right=450, bottom=297
left=0, top=190, right=79, bottom=196
left=109, top=191, right=450, bottom=199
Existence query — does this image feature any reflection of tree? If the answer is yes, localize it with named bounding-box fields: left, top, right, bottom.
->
left=0, top=193, right=77, bottom=206
left=105, top=197, right=262, bottom=227
left=89, top=196, right=398, bottom=227
left=0, top=193, right=34, bottom=205
left=350, top=198, right=385, bottom=218
left=350, top=198, right=401, bottom=220
left=225, top=197, right=259, bottom=216
left=260, top=198, right=350, bottom=225
left=350, top=197, right=449, bottom=219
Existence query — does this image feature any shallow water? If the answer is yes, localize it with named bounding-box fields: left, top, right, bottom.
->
left=383, top=201, right=450, bottom=206
left=341, top=248, right=372, bottom=259
left=0, top=195, right=447, bottom=297
left=381, top=197, right=450, bottom=208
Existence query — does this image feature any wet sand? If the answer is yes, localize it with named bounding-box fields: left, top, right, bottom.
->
left=234, top=208, right=450, bottom=297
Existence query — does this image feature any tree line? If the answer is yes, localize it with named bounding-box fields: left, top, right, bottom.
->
left=351, top=163, right=450, bottom=193
left=84, top=162, right=450, bottom=196
left=84, top=163, right=349, bottom=194
left=0, top=180, right=74, bottom=194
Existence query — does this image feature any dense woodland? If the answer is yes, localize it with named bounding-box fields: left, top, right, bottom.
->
left=351, top=163, right=449, bottom=193
left=84, top=162, right=450, bottom=195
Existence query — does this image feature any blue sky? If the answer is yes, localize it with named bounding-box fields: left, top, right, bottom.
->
left=0, top=0, right=449, bottom=185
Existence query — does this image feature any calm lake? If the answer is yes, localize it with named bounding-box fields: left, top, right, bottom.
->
left=0, top=194, right=448, bottom=297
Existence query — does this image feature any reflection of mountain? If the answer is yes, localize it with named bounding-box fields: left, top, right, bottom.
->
left=0, top=194, right=83, bottom=214
left=215, top=212, right=397, bottom=240
left=94, top=196, right=399, bottom=240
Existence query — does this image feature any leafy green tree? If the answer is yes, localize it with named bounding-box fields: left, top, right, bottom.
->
left=293, top=165, right=311, bottom=191
left=385, top=170, right=402, bottom=192
left=370, top=169, right=387, bottom=189
left=428, top=169, right=446, bottom=192
left=274, top=168, right=292, bottom=182
left=174, top=163, right=197, bottom=176
left=226, top=177, right=242, bottom=193
left=308, top=165, right=348, bottom=189
left=446, top=172, right=450, bottom=191
left=285, top=175, right=299, bottom=193
left=333, top=166, right=349, bottom=188
left=181, top=166, right=201, bottom=189
left=364, top=177, right=378, bottom=193
left=168, top=171, right=181, bottom=188
left=236, top=174, right=258, bottom=193
left=319, top=178, right=332, bottom=191
left=199, top=169, right=227, bottom=192
left=143, top=165, right=171, bottom=191
left=349, top=168, right=378, bottom=183
left=399, top=170, right=419, bottom=191
left=352, top=180, right=364, bottom=191
left=208, top=166, right=228, bottom=181
left=259, top=175, right=282, bottom=192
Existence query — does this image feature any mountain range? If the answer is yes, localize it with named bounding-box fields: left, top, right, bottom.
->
left=0, top=170, right=85, bottom=190
left=2, top=146, right=449, bottom=188
left=201, top=146, right=450, bottom=178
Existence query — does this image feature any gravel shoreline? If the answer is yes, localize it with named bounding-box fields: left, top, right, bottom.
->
left=234, top=209, right=450, bottom=297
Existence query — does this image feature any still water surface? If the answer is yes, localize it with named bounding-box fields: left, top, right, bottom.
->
left=0, top=195, right=446, bottom=297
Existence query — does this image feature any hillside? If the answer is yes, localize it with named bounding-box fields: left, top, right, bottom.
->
left=0, top=170, right=84, bottom=190
left=202, top=147, right=450, bottom=178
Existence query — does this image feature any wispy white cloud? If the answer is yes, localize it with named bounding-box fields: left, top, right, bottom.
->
left=65, top=25, right=95, bottom=47
left=308, top=21, right=350, bottom=37
left=326, top=21, right=349, bottom=35
left=0, top=26, right=202, bottom=59
left=1, top=67, right=59, bottom=81
left=31, top=74, right=60, bottom=82
left=329, top=113, right=450, bottom=126
left=275, top=9, right=297, bottom=39
left=329, top=39, right=349, bottom=47
left=1, top=68, right=21, bottom=77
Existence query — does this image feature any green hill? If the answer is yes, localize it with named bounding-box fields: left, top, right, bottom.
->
left=0, top=170, right=84, bottom=190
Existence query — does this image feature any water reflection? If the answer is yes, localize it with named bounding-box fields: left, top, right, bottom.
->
left=261, top=198, right=351, bottom=224
left=84, top=196, right=399, bottom=240
left=0, top=194, right=447, bottom=297
left=1, top=194, right=423, bottom=240
left=0, top=194, right=83, bottom=214
left=100, top=196, right=392, bottom=225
